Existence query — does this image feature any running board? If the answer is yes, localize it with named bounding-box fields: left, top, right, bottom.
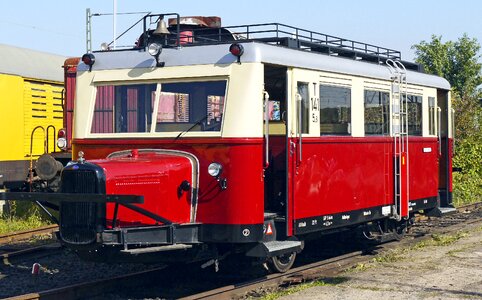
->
left=426, top=206, right=457, bottom=217
left=120, top=244, right=192, bottom=254
left=245, top=240, right=303, bottom=258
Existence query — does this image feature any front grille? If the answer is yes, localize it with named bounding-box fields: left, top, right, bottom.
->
left=61, top=170, right=98, bottom=193
left=60, top=169, right=103, bottom=244
left=60, top=201, right=98, bottom=244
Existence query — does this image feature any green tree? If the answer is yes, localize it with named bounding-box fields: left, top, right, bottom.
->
left=413, top=34, right=482, bottom=98
left=412, top=34, right=482, bottom=205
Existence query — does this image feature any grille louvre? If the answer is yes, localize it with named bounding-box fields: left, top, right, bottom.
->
left=60, top=170, right=102, bottom=244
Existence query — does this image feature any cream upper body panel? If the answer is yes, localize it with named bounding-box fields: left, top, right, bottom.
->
left=74, top=62, right=264, bottom=139
left=74, top=42, right=450, bottom=140
left=77, top=42, right=450, bottom=90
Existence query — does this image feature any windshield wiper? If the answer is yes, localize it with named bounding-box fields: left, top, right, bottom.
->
left=174, top=115, right=208, bottom=141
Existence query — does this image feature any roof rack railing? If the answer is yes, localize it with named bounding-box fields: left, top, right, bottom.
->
left=96, top=12, right=401, bottom=61
left=221, top=23, right=401, bottom=60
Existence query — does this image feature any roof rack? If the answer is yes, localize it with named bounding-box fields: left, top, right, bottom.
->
left=100, top=13, right=422, bottom=72
left=225, top=23, right=402, bottom=60
left=219, top=23, right=424, bottom=70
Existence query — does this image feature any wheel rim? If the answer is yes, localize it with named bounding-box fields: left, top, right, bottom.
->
left=276, top=253, right=294, bottom=266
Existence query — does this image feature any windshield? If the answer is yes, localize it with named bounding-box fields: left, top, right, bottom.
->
left=91, top=80, right=227, bottom=134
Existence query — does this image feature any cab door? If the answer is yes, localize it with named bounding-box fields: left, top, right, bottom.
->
left=286, top=69, right=319, bottom=236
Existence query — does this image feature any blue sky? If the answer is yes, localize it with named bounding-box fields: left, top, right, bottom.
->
left=1, top=0, right=481, bottom=61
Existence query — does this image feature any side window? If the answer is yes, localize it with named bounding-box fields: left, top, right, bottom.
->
left=319, top=85, right=351, bottom=135
left=406, top=95, right=422, bottom=136
left=428, top=96, right=436, bottom=136
left=364, top=90, right=390, bottom=135
left=92, top=84, right=156, bottom=133
left=156, top=81, right=227, bottom=132
left=297, top=82, right=310, bottom=134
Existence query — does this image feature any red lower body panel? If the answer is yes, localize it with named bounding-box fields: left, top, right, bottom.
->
left=288, top=136, right=439, bottom=235
left=73, top=138, right=265, bottom=227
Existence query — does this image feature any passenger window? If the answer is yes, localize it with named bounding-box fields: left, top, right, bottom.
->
left=156, top=81, right=227, bottom=132
left=364, top=90, right=390, bottom=135
left=319, top=85, right=351, bottom=135
left=405, top=95, right=422, bottom=136
left=92, top=84, right=156, bottom=133
left=297, top=82, right=310, bottom=134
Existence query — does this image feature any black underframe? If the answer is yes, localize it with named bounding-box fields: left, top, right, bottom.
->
left=1, top=191, right=438, bottom=248
left=294, top=196, right=438, bottom=235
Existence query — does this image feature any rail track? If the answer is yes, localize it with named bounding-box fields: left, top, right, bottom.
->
left=182, top=203, right=482, bottom=300
left=1, top=225, right=62, bottom=275
left=4, top=202, right=481, bottom=300
left=0, top=225, right=58, bottom=244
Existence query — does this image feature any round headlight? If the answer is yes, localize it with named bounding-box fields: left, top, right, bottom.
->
left=57, top=137, right=67, bottom=150
left=208, top=163, right=222, bottom=177
left=148, top=42, right=162, bottom=56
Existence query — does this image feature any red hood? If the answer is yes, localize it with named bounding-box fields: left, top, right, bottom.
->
left=92, top=149, right=198, bottom=226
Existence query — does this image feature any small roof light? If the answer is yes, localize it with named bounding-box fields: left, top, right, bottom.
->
left=81, top=53, right=95, bottom=71
left=147, top=43, right=165, bottom=67
left=229, top=43, right=244, bottom=64
left=100, top=42, right=109, bottom=51
left=229, top=43, right=244, bottom=57
left=82, top=53, right=95, bottom=66
left=148, top=42, right=162, bottom=57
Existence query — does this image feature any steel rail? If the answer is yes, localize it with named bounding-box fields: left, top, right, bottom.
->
left=4, top=202, right=480, bottom=300
left=181, top=203, right=482, bottom=300
left=4, top=266, right=167, bottom=300
left=2, top=242, right=62, bottom=263
left=0, top=225, right=58, bottom=244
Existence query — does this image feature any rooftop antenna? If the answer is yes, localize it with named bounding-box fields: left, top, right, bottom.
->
left=85, top=8, right=150, bottom=52
left=113, top=0, right=117, bottom=50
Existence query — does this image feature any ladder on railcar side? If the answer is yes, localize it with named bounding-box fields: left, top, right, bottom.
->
left=387, top=60, right=409, bottom=221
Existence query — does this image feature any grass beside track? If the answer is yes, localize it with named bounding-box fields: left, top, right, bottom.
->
left=0, top=214, right=47, bottom=235
left=0, top=201, right=52, bottom=235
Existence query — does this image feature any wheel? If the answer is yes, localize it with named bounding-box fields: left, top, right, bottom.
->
left=266, top=252, right=296, bottom=273
left=386, top=219, right=408, bottom=241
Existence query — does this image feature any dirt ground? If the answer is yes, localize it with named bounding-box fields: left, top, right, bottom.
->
left=280, top=222, right=482, bottom=300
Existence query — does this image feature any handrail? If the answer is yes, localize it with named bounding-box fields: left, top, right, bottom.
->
left=296, top=93, right=303, bottom=164
left=264, top=91, right=270, bottom=169
left=438, top=107, right=442, bottom=156
left=451, top=108, right=455, bottom=156
left=29, top=126, right=46, bottom=192
left=46, top=125, right=56, bottom=153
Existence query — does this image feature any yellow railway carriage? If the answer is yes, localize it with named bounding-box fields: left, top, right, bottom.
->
left=0, top=44, right=65, bottom=189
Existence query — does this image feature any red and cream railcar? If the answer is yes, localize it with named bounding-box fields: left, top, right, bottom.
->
left=1, top=15, right=454, bottom=272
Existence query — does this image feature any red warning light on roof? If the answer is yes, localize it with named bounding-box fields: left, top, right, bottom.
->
left=229, top=43, right=244, bottom=57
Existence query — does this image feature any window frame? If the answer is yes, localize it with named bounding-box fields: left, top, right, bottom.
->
left=89, top=78, right=229, bottom=137
left=405, top=94, right=423, bottom=136
left=364, top=89, right=390, bottom=136
left=319, top=84, right=352, bottom=136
